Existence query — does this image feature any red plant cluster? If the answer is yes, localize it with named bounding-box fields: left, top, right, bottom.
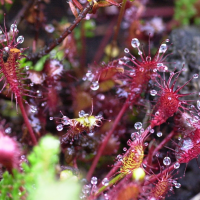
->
left=0, top=1, right=200, bottom=200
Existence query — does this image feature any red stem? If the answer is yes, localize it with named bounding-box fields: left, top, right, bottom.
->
left=92, top=18, right=117, bottom=63
left=80, top=20, right=86, bottom=71
left=18, top=97, right=37, bottom=145
left=86, top=99, right=129, bottom=180
left=152, top=130, right=175, bottom=157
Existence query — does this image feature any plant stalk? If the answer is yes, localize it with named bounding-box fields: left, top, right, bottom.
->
left=18, top=96, right=37, bottom=145
left=87, top=99, right=129, bottom=180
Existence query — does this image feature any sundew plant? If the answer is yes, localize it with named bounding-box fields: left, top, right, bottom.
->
left=0, top=0, right=200, bottom=200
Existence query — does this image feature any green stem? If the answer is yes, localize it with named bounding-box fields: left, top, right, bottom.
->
left=96, top=173, right=124, bottom=196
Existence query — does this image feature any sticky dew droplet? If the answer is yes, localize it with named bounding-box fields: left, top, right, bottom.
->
left=79, top=110, right=86, bottom=117
left=30, top=105, right=37, bottom=113
left=62, top=116, right=70, bottom=125
left=102, top=178, right=109, bottom=186
left=155, top=111, right=160, bottom=116
left=157, top=131, right=162, bottom=137
left=146, top=56, right=151, bottom=62
left=144, top=142, right=148, bottom=146
left=56, top=124, right=63, bottom=131
left=138, top=50, right=142, bottom=55
left=150, top=90, right=157, bottom=96
left=131, top=38, right=140, bottom=48
left=10, top=24, right=17, bottom=32
left=90, top=81, right=99, bottom=91
left=134, top=122, right=142, bottom=130
left=163, top=157, right=171, bottom=166
left=117, top=154, right=123, bottom=162
left=45, top=24, right=55, bottom=33
left=174, top=183, right=181, bottom=188
left=193, top=74, right=199, bottom=79
left=174, top=162, right=180, bottom=169
left=159, top=44, right=167, bottom=53
left=123, top=147, right=127, bottom=151
left=150, top=129, right=154, bottom=133
left=124, top=48, right=129, bottom=53
left=17, top=36, right=24, bottom=44
left=131, top=132, right=139, bottom=140
left=5, top=127, right=12, bottom=134
left=91, top=177, right=98, bottom=185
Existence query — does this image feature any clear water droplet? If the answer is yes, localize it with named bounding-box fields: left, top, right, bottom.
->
left=131, top=132, right=139, bottom=140
left=193, top=74, right=199, bottom=79
left=138, top=50, right=142, bottom=55
left=0, top=30, right=2, bottom=34
left=150, top=90, right=157, bottom=96
left=79, top=110, right=86, bottom=117
left=4, top=46, right=9, bottom=52
left=123, top=147, right=127, bottom=151
left=82, top=184, right=91, bottom=194
left=159, top=44, right=167, bottom=53
left=163, top=157, right=171, bottom=166
left=168, top=97, right=172, bottom=100
left=17, top=36, right=24, bottom=44
left=104, top=193, right=109, bottom=200
left=5, top=127, right=12, bottom=134
left=143, top=163, right=147, bottom=168
left=97, top=94, right=105, bottom=100
left=49, top=117, right=53, bottom=120
left=117, top=154, right=123, bottom=161
left=90, top=81, right=99, bottom=91
left=118, top=60, right=124, bottom=65
left=134, top=122, right=142, bottom=130
left=91, top=177, right=98, bottom=185
left=165, top=39, right=169, bottom=42
left=157, top=63, right=168, bottom=72
left=174, top=162, right=180, bottom=169
left=30, top=105, right=37, bottom=113
left=85, top=70, right=94, bottom=81
left=30, top=82, right=34, bottom=87
left=157, top=131, right=162, bottom=137
left=174, top=183, right=181, bottom=188
left=124, top=48, right=129, bottom=53
left=25, top=66, right=29, bottom=70
left=10, top=24, right=17, bottom=32
left=144, top=142, right=148, bottom=146
left=45, top=24, right=55, bottom=33
left=193, top=116, right=199, bottom=122
left=62, top=116, right=70, bottom=125
left=146, top=56, right=151, bottom=62
left=131, top=38, right=140, bottom=48
left=150, top=129, right=154, bottom=133
left=56, top=124, right=63, bottom=131
left=102, top=178, right=109, bottom=186
left=127, top=139, right=132, bottom=146
left=41, top=102, right=46, bottom=107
